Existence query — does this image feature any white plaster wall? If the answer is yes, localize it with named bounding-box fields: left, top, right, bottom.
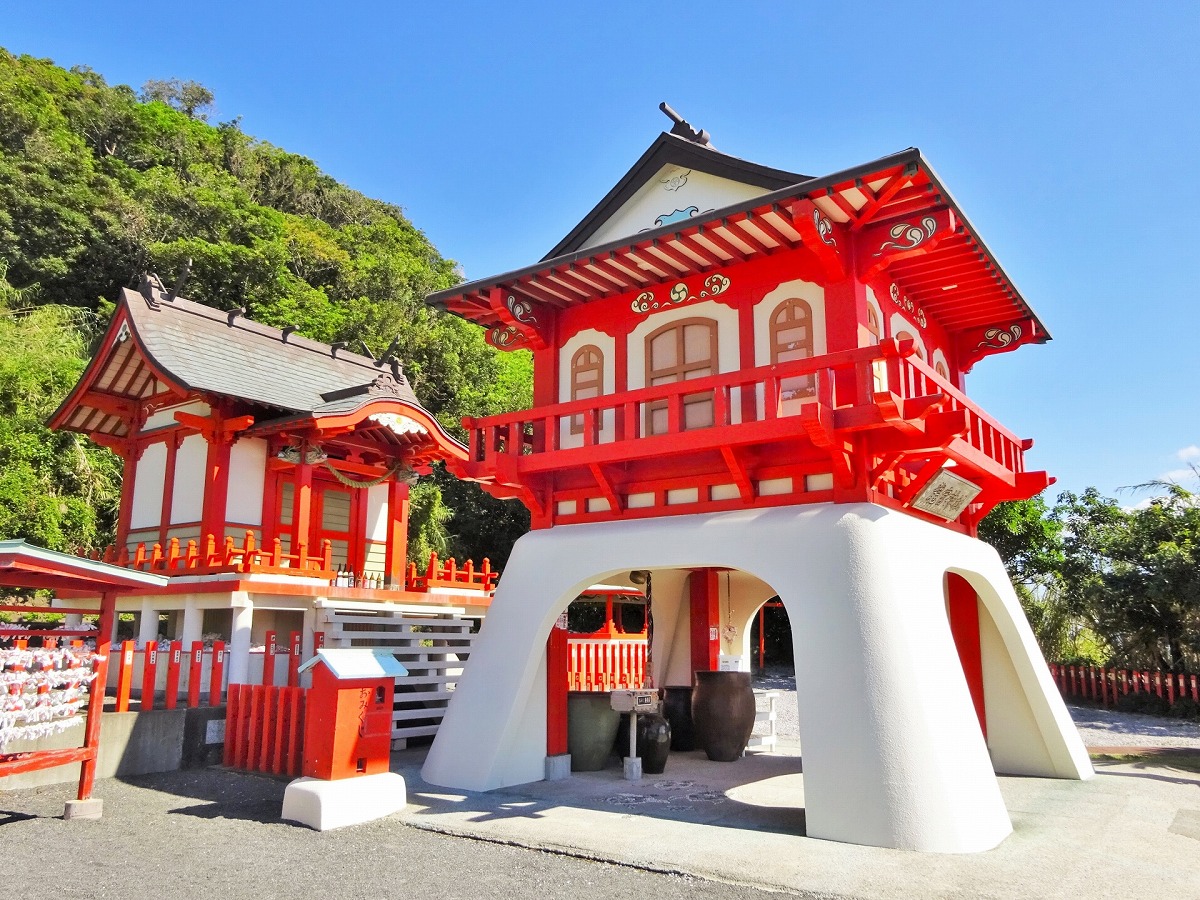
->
left=130, top=441, right=167, bottom=529
left=365, top=483, right=390, bottom=542
left=226, top=438, right=267, bottom=526
left=931, top=348, right=949, bottom=379
left=142, top=400, right=210, bottom=432
left=423, top=503, right=1091, bottom=853
left=557, top=327, right=617, bottom=450
left=170, top=433, right=207, bottom=524
left=584, top=166, right=771, bottom=250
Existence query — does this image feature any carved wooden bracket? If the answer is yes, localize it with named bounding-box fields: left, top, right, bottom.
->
left=856, top=208, right=956, bottom=281
left=484, top=287, right=549, bottom=351
left=790, top=199, right=846, bottom=280
left=955, top=318, right=1039, bottom=373
left=174, top=411, right=255, bottom=444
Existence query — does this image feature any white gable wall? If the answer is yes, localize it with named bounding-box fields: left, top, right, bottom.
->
left=583, top=165, right=774, bottom=250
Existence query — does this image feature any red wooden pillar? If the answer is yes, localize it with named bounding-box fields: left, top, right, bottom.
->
left=140, top=641, right=158, bottom=711
left=946, top=573, right=987, bottom=738
left=546, top=612, right=569, bottom=757
left=114, top=640, right=136, bottom=712
left=115, top=447, right=137, bottom=549
left=293, top=451, right=314, bottom=565
left=77, top=590, right=117, bottom=801
left=689, top=568, right=720, bottom=675
left=187, top=641, right=204, bottom=707
left=384, top=478, right=410, bottom=588
left=200, top=432, right=233, bottom=545
left=158, top=433, right=181, bottom=548
left=209, top=640, right=225, bottom=706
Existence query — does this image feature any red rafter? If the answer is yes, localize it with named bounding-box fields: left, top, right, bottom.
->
left=693, top=224, right=750, bottom=262
left=649, top=238, right=703, bottom=273
left=850, top=171, right=914, bottom=230
left=672, top=231, right=722, bottom=267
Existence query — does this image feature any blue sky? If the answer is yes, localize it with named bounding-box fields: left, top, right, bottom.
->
left=6, top=2, right=1199, bottom=503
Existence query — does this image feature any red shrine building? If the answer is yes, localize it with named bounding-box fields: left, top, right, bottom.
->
left=47, top=274, right=493, bottom=698
left=422, top=109, right=1092, bottom=853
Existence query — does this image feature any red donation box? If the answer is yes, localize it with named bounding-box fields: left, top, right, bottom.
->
left=297, top=648, right=408, bottom=781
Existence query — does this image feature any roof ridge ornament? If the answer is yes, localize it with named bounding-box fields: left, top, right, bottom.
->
left=659, top=102, right=711, bottom=147
left=163, top=259, right=192, bottom=303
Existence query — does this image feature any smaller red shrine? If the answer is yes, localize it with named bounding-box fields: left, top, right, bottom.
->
left=46, top=273, right=493, bottom=700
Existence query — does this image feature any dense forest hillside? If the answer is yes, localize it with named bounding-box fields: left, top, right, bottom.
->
left=0, top=49, right=530, bottom=562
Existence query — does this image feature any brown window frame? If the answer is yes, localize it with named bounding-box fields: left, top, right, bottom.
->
left=866, top=303, right=881, bottom=345
left=569, top=344, right=604, bottom=435
left=770, top=298, right=816, bottom=400
left=644, top=317, right=718, bottom=435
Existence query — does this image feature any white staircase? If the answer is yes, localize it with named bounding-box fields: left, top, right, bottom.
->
left=316, top=600, right=477, bottom=747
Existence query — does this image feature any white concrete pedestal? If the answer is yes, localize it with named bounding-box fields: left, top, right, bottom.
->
left=281, top=772, right=406, bottom=831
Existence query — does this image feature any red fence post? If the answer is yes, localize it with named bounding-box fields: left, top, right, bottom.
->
left=187, top=641, right=204, bottom=708
left=262, top=630, right=277, bottom=687
left=1191, top=674, right=1198, bottom=703
left=1100, top=667, right=1109, bottom=707
left=164, top=640, right=183, bottom=709
left=1155, top=671, right=1163, bottom=699
left=115, top=640, right=136, bottom=712
left=140, top=641, right=158, bottom=712
left=210, top=640, right=225, bottom=706
left=287, top=630, right=301, bottom=687
left=1166, top=672, right=1175, bottom=706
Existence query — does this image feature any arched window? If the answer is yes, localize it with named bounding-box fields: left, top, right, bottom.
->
left=569, top=345, right=604, bottom=434
left=645, top=317, right=717, bottom=435
left=866, top=304, right=881, bottom=345
left=935, top=360, right=949, bottom=381
left=771, top=298, right=815, bottom=400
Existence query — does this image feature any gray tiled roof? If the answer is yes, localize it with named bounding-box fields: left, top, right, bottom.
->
left=124, top=282, right=422, bottom=416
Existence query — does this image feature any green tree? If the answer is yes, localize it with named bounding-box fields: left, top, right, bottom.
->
left=1055, top=486, right=1200, bottom=672
left=139, top=78, right=215, bottom=121
left=979, top=496, right=1104, bottom=664
left=0, top=267, right=120, bottom=551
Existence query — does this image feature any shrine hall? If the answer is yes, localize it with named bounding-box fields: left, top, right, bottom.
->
left=47, top=273, right=493, bottom=691
left=420, top=108, right=1092, bottom=853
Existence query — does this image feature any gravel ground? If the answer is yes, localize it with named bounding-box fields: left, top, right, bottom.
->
left=752, top=667, right=1200, bottom=749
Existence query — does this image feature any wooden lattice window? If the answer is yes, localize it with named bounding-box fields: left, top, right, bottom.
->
left=645, top=318, right=717, bottom=435
left=569, top=345, right=604, bottom=435
left=771, top=298, right=815, bottom=400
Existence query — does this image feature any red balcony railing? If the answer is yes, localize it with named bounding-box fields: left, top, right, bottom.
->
left=77, top=532, right=334, bottom=578
left=463, top=339, right=1029, bottom=485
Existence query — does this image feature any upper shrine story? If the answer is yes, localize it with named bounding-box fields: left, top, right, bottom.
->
left=426, top=108, right=1053, bottom=533
left=428, top=109, right=1049, bottom=416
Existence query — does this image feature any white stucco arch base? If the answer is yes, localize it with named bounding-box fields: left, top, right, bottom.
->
left=421, top=502, right=1092, bottom=853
